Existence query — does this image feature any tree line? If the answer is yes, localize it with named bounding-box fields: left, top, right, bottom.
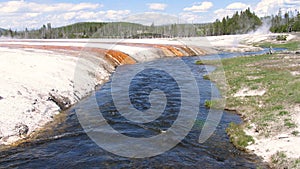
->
left=197, top=8, right=262, bottom=36
left=0, top=22, right=199, bottom=39
left=269, top=9, right=300, bottom=33
left=1, top=8, right=299, bottom=39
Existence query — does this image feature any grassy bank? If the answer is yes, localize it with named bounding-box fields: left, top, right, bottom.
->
left=256, top=41, right=299, bottom=51
left=206, top=49, right=300, bottom=167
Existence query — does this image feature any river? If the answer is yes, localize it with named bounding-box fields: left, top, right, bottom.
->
left=0, top=49, right=284, bottom=168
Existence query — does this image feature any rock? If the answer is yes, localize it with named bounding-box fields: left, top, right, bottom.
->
left=48, top=92, right=71, bottom=110
left=15, top=124, right=29, bottom=137
left=33, top=99, right=38, bottom=105
left=0, top=96, right=3, bottom=100
left=295, top=51, right=300, bottom=54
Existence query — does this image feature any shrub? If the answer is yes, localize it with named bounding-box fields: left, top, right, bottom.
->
left=226, top=122, right=255, bottom=150
left=276, top=35, right=287, bottom=41
left=203, top=74, right=210, bottom=80
left=195, top=60, right=204, bottom=65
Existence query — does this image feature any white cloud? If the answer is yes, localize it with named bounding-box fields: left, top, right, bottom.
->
left=106, top=10, right=131, bottom=21
left=212, top=0, right=300, bottom=23
left=226, top=2, right=249, bottom=10
left=0, top=1, right=23, bottom=13
left=124, top=12, right=178, bottom=25
left=147, top=3, right=167, bottom=11
left=25, top=13, right=41, bottom=18
left=254, top=0, right=300, bottom=17
left=179, top=12, right=204, bottom=23
left=254, top=0, right=283, bottom=16
left=0, top=1, right=103, bottom=13
left=213, top=9, right=233, bottom=21
left=69, top=3, right=101, bottom=11
left=183, top=1, right=213, bottom=12
left=0, top=1, right=133, bottom=30
left=213, top=2, right=250, bottom=21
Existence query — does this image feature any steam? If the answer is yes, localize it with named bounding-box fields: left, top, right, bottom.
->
left=249, top=19, right=272, bottom=35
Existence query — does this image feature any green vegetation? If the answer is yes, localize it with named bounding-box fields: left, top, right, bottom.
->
left=209, top=53, right=299, bottom=135
left=270, top=9, right=300, bottom=33
left=1, top=22, right=199, bottom=39
left=272, top=105, right=284, bottom=111
left=278, top=111, right=289, bottom=116
left=257, top=41, right=300, bottom=50
left=204, top=99, right=224, bottom=110
left=271, top=151, right=300, bottom=169
left=292, top=130, right=299, bottom=136
left=203, top=74, right=210, bottom=80
left=0, top=27, right=6, bottom=36
left=204, top=100, right=213, bottom=108
left=207, top=49, right=300, bottom=168
left=198, top=8, right=262, bottom=36
left=226, top=122, right=255, bottom=150
left=284, top=119, right=297, bottom=128
left=195, top=60, right=204, bottom=65
left=271, top=151, right=287, bottom=164
left=276, top=35, right=288, bottom=41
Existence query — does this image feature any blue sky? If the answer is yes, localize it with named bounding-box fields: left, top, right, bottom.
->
left=0, top=0, right=299, bottom=30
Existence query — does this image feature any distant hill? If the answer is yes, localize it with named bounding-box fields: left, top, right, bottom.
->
left=55, top=22, right=147, bottom=38
left=17, top=21, right=200, bottom=39
left=0, top=28, right=6, bottom=31
left=0, top=28, right=7, bottom=36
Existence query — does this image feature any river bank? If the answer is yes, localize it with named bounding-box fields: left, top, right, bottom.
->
left=207, top=34, right=300, bottom=168
left=0, top=38, right=208, bottom=145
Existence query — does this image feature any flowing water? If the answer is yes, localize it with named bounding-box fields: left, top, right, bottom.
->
left=0, top=49, right=285, bottom=169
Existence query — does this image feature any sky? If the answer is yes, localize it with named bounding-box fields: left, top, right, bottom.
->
left=0, top=0, right=300, bottom=30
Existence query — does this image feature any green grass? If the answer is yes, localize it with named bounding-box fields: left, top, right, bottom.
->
left=278, top=111, right=289, bottom=116
left=292, top=130, right=299, bottom=136
left=207, top=46, right=299, bottom=168
left=195, top=60, right=204, bottom=65
left=270, top=151, right=300, bottom=169
left=204, top=99, right=224, bottom=110
left=206, top=52, right=299, bottom=163
left=226, top=122, right=255, bottom=150
left=271, top=151, right=287, bottom=164
left=203, top=74, right=210, bottom=80
left=284, top=119, right=297, bottom=128
left=257, top=41, right=299, bottom=50
left=209, top=54, right=299, bottom=132
left=272, top=105, right=284, bottom=111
